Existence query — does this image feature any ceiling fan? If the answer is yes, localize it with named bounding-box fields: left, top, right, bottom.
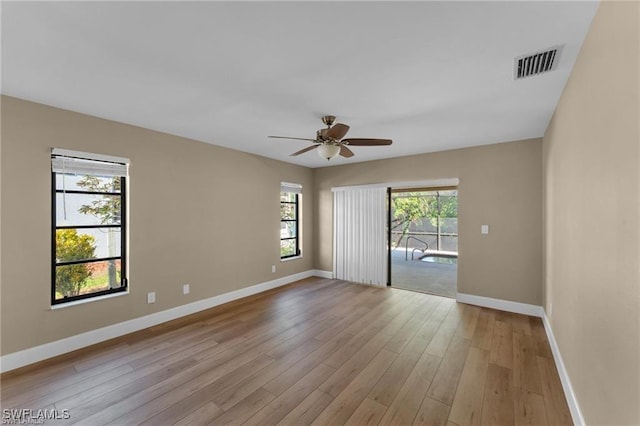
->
left=268, top=115, right=393, bottom=160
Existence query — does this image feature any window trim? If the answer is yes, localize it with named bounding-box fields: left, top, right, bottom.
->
left=51, top=164, right=128, bottom=306
left=280, top=192, right=301, bottom=259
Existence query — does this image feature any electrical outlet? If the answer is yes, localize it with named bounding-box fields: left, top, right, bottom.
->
left=272, top=265, right=276, bottom=273
left=549, top=303, right=553, bottom=316
left=183, top=284, right=190, bottom=295
left=481, top=225, right=489, bottom=234
left=147, top=292, right=156, bottom=304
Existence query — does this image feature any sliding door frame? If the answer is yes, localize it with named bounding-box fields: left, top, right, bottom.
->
left=331, top=178, right=459, bottom=287
left=387, top=187, right=392, bottom=287
left=387, top=184, right=459, bottom=290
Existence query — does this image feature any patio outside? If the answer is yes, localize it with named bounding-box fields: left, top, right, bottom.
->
left=390, top=189, right=458, bottom=298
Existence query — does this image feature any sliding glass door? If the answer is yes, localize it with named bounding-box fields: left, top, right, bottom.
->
left=388, top=188, right=458, bottom=298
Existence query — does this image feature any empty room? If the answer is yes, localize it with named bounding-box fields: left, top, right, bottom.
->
left=1, top=1, right=638, bottom=425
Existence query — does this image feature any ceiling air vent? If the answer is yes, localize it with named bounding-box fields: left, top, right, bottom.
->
left=514, top=45, right=563, bottom=80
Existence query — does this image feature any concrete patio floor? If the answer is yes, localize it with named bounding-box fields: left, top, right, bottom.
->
left=390, top=248, right=457, bottom=298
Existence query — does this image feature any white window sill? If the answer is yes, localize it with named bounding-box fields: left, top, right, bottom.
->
left=281, top=255, right=303, bottom=262
left=51, top=290, right=129, bottom=310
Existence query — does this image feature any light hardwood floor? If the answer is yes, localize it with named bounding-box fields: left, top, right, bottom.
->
left=0, top=278, right=572, bottom=425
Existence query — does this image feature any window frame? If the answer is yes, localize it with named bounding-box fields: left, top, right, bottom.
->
left=51, top=165, right=128, bottom=305
left=280, top=191, right=301, bottom=259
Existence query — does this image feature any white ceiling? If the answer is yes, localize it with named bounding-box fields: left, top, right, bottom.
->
left=2, top=1, right=599, bottom=168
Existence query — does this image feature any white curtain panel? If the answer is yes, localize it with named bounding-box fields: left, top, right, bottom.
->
left=333, top=187, right=388, bottom=287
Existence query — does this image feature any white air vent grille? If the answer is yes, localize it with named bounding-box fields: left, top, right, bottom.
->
left=514, top=46, right=563, bottom=80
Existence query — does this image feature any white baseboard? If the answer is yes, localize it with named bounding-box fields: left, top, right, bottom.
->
left=311, top=269, right=333, bottom=279
left=456, top=292, right=544, bottom=317
left=0, top=270, right=323, bottom=373
left=542, top=313, right=585, bottom=426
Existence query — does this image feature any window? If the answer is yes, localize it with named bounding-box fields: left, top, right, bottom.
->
left=51, top=149, right=129, bottom=305
left=280, top=182, right=302, bottom=259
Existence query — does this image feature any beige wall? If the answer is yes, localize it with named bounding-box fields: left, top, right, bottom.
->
left=0, top=96, right=313, bottom=355
left=313, top=139, right=543, bottom=305
left=543, top=1, right=640, bottom=424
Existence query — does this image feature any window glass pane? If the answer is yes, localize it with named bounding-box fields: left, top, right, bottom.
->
left=56, top=193, right=121, bottom=226
left=281, top=221, right=297, bottom=238
left=55, top=174, right=121, bottom=193
left=56, top=228, right=121, bottom=263
left=280, top=192, right=296, bottom=203
left=280, top=239, right=297, bottom=257
left=280, top=192, right=299, bottom=259
left=280, top=203, right=297, bottom=220
left=55, top=259, right=122, bottom=300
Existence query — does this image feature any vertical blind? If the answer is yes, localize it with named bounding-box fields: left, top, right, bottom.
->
left=333, top=187, right=387, bottom=287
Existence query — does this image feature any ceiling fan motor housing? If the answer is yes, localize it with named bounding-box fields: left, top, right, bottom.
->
left=321, top=115, right=336, bottom=126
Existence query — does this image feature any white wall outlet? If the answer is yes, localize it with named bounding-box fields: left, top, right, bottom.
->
left=481, top=225, right=489, bottom=234
left=147, top=292, right=156, bottom=304
left=549, top=303, right=553, bottom=316
left=183, top=284, right=190, bottom=295
left=272, top=265, right=276, bottom=273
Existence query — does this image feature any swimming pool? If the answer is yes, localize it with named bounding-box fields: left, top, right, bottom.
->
left=419, top=254, right=458, bottom=264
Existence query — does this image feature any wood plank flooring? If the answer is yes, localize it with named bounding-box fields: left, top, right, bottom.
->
left=0, top=278, right=572, bottom=425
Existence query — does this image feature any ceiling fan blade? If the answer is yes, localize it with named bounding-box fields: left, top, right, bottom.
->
left=290, top=145, right=319, bottom=156
left=269, top=136, right=317, bottom=142
left=342, top=138, right=392, bottom=146
left=339, top=145, right=355, bottom=158
left=326, top=123, right=350, bottom=140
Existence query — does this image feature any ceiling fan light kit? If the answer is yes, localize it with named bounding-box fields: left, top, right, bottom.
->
left=318, top=144, right=341, bottom=160
left=268, top=115, right=393, bottom=162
